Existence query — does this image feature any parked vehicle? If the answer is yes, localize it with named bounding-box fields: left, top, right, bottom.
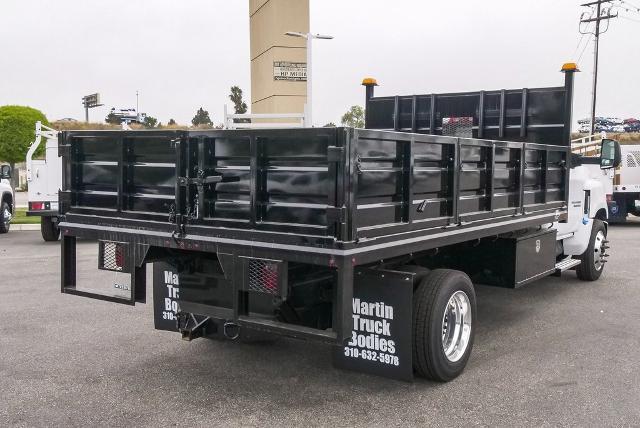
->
left=608, top=144, right=640, bottom=223
left=57, top=65, right=618, bottom=382
left=578, top=124, right=591, bottom=134
left=624, top=122, right=640, bottom=133
left=26, top=122, right=62, bottom=241
left=0, top=165, right=13, bottom=233
left=107, top=108, right=146, bottom=124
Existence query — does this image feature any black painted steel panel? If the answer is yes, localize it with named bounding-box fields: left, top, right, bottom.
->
left=61, top=128, right=568, bottom=248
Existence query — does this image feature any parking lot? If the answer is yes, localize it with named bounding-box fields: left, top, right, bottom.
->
left=1, top=222, right=639, bottom=427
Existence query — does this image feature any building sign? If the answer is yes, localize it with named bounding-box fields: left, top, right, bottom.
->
left=274, top=61, right=307, bottom=81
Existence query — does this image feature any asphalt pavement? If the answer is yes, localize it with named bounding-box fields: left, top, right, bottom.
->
left=1, top=223, right=639, bottom=427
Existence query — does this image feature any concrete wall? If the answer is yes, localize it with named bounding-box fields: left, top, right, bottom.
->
left=249, top=0, right=309, bottom=116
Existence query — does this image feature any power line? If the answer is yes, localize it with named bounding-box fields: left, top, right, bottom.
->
left=577, top=36, right=592, bottom=64
left=571, top=25, right=591, bottom=59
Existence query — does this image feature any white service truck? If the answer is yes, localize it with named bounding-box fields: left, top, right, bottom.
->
left=26, top=121, right=62, bottom=241
left=609, top=144, right=640, bottom=222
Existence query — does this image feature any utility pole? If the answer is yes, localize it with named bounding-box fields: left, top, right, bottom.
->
left=580, top=0, right=617, bottom=134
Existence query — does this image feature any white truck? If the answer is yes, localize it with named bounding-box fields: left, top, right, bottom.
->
left=0, top=165, right=14, bottom=233
left=26, top=121, right=62, bottom=241
left=609, top=144, right=640, bottom=222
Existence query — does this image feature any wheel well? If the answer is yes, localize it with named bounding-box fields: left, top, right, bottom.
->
left=595, top=208, right=608, bottom=233
left=1, top=192, right=12, bottom=213
left=595, top=208, right=607, bottom=221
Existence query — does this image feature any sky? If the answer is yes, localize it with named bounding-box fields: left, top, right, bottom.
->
left=0, top=0, right=638, bottom=129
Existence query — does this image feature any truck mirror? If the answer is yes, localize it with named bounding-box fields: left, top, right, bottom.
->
left=600, top=139, right=621, bottom=169
left=0, top=165, right=11, bottom=179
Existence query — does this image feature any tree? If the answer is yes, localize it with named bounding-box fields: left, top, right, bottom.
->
left=229, top=86, right=248, bottom=114
left=105, top=112, right=121, bottom=125
left=192, top=107, right=213, bottom=127
left=167, top=118, right=177, bottom=126
left=341, top=105, right=365, bottom=129
left=323, top=122, right=337, bottom=127
left=229, top=86, right=249, bottom=124
left=0, top=105, right=48, bottom=189
left=143, top=116, right=158, bottom=128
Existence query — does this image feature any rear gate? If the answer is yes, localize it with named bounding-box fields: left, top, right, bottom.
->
left=175, top=129, right=346, bottom=239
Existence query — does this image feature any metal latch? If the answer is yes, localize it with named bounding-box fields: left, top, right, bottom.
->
left=178, top=175, right=223, bottom=187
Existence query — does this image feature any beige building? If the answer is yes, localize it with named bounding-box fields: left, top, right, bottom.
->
left=249, top=0, right=309, bottom=116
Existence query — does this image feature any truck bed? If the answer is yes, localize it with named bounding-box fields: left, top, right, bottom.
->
left=60, top=127, right=568, bottom=261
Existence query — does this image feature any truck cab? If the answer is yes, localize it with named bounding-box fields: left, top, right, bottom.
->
left=0, top=165, right=14, bottom=233
left=556, top=138, right=621, bottom=279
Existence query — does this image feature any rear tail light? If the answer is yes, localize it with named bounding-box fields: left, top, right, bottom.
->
left=30, top=202, right=44, bottom=210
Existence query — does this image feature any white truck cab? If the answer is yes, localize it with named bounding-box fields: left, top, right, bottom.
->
left=0, top=165, right=14, bottom=233
left=555, top=138, right=621, bottom=280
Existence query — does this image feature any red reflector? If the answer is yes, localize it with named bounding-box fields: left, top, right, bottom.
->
left=261, top=263, right=278, bottom=292
left=30, top=202, right=44, bottom=210
left=115, top=245, right=125, bottom=268
left=606, top=194, right=613, bottom=203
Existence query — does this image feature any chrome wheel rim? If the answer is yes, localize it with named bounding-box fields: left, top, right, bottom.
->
left=441, top=291, right=472, bottom=363
left=593, top=230, right=606, bottom=271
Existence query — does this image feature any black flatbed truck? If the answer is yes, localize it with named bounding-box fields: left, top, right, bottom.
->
left=59, top=65, right=611, bottom=381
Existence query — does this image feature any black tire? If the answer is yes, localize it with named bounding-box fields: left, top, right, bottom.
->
left=576, top=219, right=607, bottom=281
left=413, top=269, right=476, bottom=382
left=41, top=216, right=60, bottom=241
left=0, top=201, right=11, bottom=233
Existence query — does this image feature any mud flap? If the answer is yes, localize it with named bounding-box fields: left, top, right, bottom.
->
left=332, top=268, right=414, bottom=382
left=153, top=262, right=181, bottom=332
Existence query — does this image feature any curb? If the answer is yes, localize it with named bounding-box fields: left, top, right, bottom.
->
left=11, top=224, right=40, bottom=231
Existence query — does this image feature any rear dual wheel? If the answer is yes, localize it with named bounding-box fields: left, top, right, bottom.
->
left=412, top=269, right=476, bottom=382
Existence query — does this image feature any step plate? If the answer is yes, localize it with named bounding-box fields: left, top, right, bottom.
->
left=555, top=258, right=581, bottom=272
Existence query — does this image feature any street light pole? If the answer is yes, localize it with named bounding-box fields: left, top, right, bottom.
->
left=306, top=35, right=313, bottom=128
left=285, top=32, right=333, bottom=127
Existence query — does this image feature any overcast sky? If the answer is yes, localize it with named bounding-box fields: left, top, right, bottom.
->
left=0, top=0, right=638, bottom=129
